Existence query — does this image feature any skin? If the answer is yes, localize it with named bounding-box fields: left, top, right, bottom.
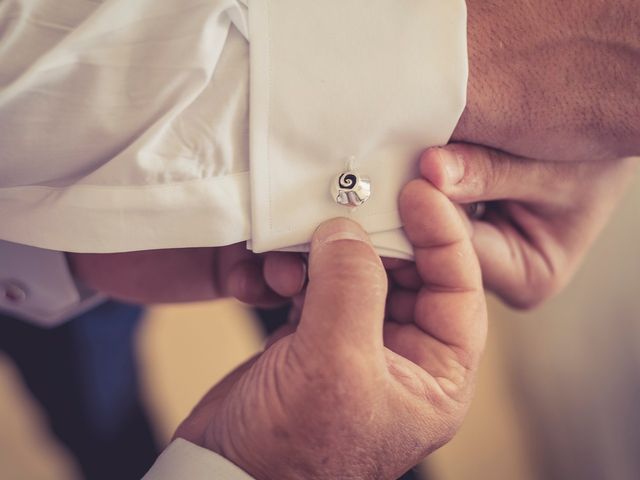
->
left=67, top=246, right=307, bottom=307
left=175, top=182, right=487, bottom=480
left=273, top=148, right=639, bottom=315
left=456, top=0, right=640, bottom=163
left=69, top=149, right=639, bottom=311
left=413, top=145, right=639, bottom=309
left=64, top=6, right=640, bottom=477
left=69, top=1, right=640, bottom=307
left=391, top=0, right=640, bottom=308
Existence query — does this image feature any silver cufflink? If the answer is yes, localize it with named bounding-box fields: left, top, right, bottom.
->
left=331, top=171, right=371, bottom=207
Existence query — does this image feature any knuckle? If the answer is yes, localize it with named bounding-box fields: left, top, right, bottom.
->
left=428, top=389, right=472, bottom=446
left=508, top=266, right=568, bottom=311
left=483, top=148, right=509, bottom=194
left=506, top=292, right=546, bottom=311
left=456, top=145, right=508, bottom=198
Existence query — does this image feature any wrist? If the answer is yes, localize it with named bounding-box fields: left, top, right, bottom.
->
left=177, top=421, right=322, bottom=480
left=176, top=433, right=269, bottom=480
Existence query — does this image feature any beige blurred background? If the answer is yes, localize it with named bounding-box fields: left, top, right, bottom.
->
left=0, top=169, right=638, bottom=480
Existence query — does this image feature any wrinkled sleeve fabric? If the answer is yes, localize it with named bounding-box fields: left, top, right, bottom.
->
left=0, top=240, right=105, bottom=326
left=0, top=0, right=251, bottom=253
left=248, top=0, right=468, bottom=258
left=143, top=439, right=254, bottom=480
left=0, top=0, right=467, bottom=260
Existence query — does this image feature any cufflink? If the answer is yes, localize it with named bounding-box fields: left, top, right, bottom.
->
left=331, top=172, right=371, bottom=207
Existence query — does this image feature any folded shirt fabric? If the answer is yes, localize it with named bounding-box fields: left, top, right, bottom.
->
left=0, top=0, right=468, bottom=260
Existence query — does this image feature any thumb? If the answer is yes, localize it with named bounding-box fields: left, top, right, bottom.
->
left=420, top=144, right=569, bottom=204
left=296, top=218, right=388, bottom=356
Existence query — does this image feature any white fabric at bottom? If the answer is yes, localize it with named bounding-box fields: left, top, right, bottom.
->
left=143, top=439, right=254, bottom=480
left=266, top=227, right=413, bottom=261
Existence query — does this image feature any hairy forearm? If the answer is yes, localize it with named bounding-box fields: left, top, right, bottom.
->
left=454, top=0, right=640, bottom=163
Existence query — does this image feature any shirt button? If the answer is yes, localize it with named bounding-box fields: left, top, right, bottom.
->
left=331, top=171, right=371, bottom=207
left=2, top=281, right=28, bottom=304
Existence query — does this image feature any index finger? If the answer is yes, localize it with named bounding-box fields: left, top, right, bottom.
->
left=398, top=179, right=487, bottom=368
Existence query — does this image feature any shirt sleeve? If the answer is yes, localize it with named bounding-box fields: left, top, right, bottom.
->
left=0, top=0, right=251, bottom=253
left=0, top=0, right=467, bottom=260
left=143, top=439, right=254, bottom=480
left=248, top=0, right=469, bottom=257
left=0, top=240, right=106, bottom=326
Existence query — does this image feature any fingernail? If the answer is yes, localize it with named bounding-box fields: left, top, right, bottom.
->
left=312, top=218, right=369, bottom=250
left=438, top=148, right=465, bottom=185
left=298, top=257, right=308, bottom=291
left=288, top=256, right=308, bottom=295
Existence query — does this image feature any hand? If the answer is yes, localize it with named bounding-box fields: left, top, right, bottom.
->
left=455, top=0, right=640, bottom=162
left=413, top=144, right=638, bottom=308
left=175, top=181, right=487, bottom=480
left=67, top=246, right=306, bottom=307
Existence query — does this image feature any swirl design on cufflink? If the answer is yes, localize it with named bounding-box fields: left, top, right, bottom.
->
left=332, top=171, right=371, bottom=207
left=338, top=173, right=358, bottom=190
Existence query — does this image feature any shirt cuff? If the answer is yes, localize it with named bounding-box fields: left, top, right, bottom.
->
left=248, top=0, right=468, bottom=256
left=143, top=439, right=255, bottom=480
left=0, top=240, right=106, bottom=326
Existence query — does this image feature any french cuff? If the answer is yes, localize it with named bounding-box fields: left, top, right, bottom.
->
left=143, top=439, right=254, bottom=480
left=249, top=0, right=468, bottom=258
left=0, top=241, right=106, bottom=326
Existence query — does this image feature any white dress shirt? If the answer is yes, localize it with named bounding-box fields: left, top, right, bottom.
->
left=0, top=0, right=467, bottom=259
left=0, top=239, right=105, bottom=325
left=0, top=0, right=468, bottom=476
left=143, top=439, right=254, bottom=480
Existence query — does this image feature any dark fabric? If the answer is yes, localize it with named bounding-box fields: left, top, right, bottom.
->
left=0, top=301, right=159, bottom=480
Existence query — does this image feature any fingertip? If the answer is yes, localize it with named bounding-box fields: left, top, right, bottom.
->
left=264, top=253, right=307, bottom=298
left=419, top=148, right=448, bottom=189
left=420, top=147, right=465, bottom=190
left=309, top=217, right=383, bottom=283
left=312, top=217, right=371, bottom=251
left=227, top=260, right=270, bottom=303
